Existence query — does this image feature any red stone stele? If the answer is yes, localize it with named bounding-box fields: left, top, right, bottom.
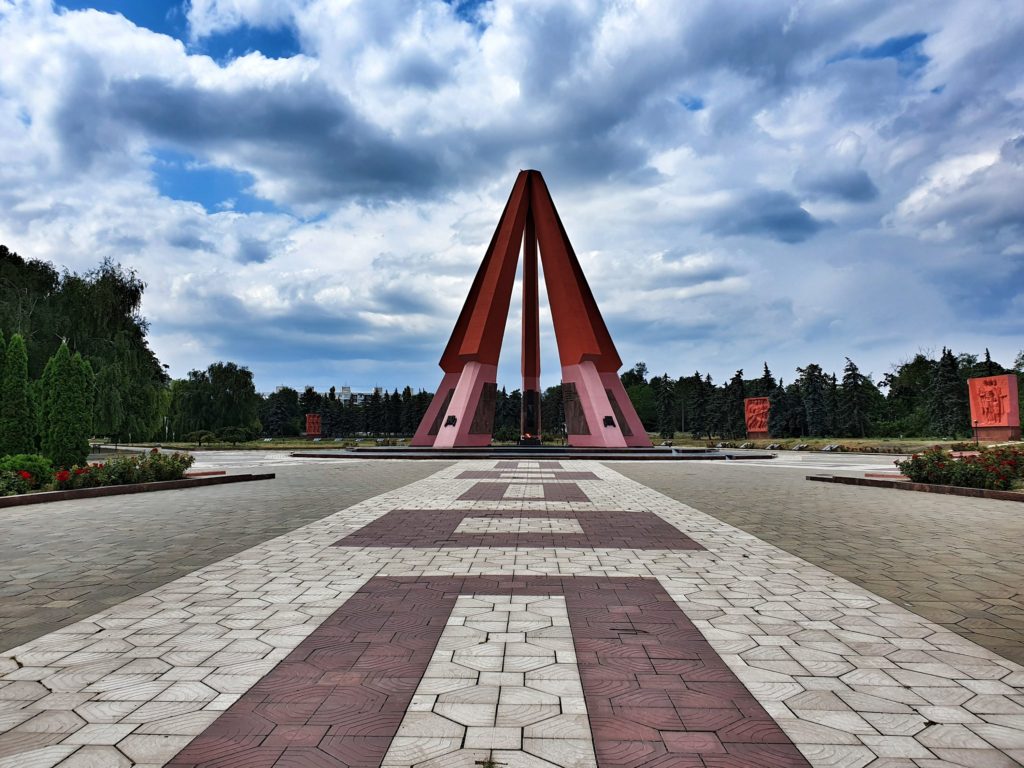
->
left=411, top=170, right=651, bottom=448
left=304, top=413, right=321, bottom=437
left=744, top=396, right=770, bottom=440
left=968, top=374, right=1021, bottom=441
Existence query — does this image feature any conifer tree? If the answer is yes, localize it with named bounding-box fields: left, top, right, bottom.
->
left=838, top=358, right=873, bottom=437
left=655, top=373, right=676, bottom=439
left=928, top=347, right=969, bottom=437
left=1, top=333, right=36, bottom=455
left=722, top=370, right=746, bottom=438
left=41, top=343, right=93, bottom=467
left=797, top=364, right=829, bottom=437
left=753, top=362, right=776, bottom=397
left=768, top=381, right=787, bottom=437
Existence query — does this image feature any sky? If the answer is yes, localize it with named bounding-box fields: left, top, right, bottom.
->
left=0, top=0, right=1022, bottom=394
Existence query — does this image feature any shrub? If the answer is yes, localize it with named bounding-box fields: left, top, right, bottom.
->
left=0, top=454, right=53, bottom=490
left=897, top=445, right=1024, bottom=491
left=54, top=451, right=195, bottom=490
left=0, top=470, right=30, bottom=496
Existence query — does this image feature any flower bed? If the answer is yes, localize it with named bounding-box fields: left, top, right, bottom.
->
left=896, top=445, right=1024, bottom=491
left=0, top=450, right=195, bottom=497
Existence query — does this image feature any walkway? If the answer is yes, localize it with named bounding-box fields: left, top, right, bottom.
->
left=0, top=458, right=1022, bottom=766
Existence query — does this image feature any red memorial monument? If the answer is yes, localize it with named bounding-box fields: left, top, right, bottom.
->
left=412, top=170, right=651, bottom=449
left=968, top=374, right=1020, bottom=441
left=744, top=397, right=770, bottom=440
left=305, top=413, right=322, bottom=438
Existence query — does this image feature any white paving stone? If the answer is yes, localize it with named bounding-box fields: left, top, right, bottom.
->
left=0, top=459, right=1020, bottom=765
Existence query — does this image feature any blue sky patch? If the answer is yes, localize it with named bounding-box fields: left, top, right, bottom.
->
left=195, top=24, right=302, bottom=62
left=444, top=0, right=491, bottom=29
left=678, top=94, right=705, bottom=111
left=59, top=0, right=187, bottom=40
left=58, top=1, right=301, bottom=60
left=830, top=32, right=929, bottom=77
left=151, top=149, right=280, bottom=214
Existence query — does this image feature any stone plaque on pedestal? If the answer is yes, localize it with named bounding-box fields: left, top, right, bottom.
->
left=305, top=413, right=322, bottom=438
left=744, top=397, right=770, bottom=440
left=968, top=374, right=1021, bottom=441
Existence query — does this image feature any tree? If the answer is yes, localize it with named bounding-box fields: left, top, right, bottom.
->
left=720, top=370, right=746, bottom=439
left=838, top=358, right=874, bottom=438
left=541, top=385, right=564, bottom=441
left=767, top=382, right=788, bottom=437
left=621, top=362, right=648, bottom=389
left=40, top=343, right=94, bottom=467
left=685, top=373, right=712, bottom=439
left=299, top=386, right=323, bottom=417
left=751, top=362, right=777, bottom=397
left=928, top=347, right=969, bottom=437
left=654, top=373, right=676, bottom=439
left=364, top=389, right=384, bottom=435
left=797, top=364, right=830, bottom=437
left=207, top=362, right=261, bottom=433
left=0, top=333, right=35, bottom=455
left=0, top=331, right=35, bottom=456
left=399, top=386, right=417, bottom=435
left=262, top=387, right=301, bottom=436
left=879, top=353, right=935, bottom=436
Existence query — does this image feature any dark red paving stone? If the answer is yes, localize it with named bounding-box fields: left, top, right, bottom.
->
left=458, top=469, right=600, bottom=480
left=457, top=480, right=590, bottom=501
left=332, top=509, right=703, bottom=550
left=169, top=576, right=808, bottom=768
left=662, top=731, right=726, bottom=753
left=493, top=461, right=564, bottom=469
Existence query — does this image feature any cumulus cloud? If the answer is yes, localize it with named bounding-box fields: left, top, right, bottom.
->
left=0, top=0, right=1022, bottom=391
left=705, top=190, right=830, bottom=243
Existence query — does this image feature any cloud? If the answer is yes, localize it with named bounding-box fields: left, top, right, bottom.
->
left=0, top=0, right=1022, bottom=393
left=888, top=135, right=1024, bottom=248
left=795, top=167, right=879, bottom=202
left=705, top=189, right=830, bottom=243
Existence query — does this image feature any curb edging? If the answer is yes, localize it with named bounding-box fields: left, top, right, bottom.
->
left=807, top=474, right=1024, bottom=502
left=0, top=473, right=276, bottom=509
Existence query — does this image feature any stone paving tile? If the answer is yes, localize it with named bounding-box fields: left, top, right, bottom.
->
left=0, top=461, right=451, bottom=653
left=0, top=458, right=1022, bottom=766
left=612, top=461, right=1024, bottom=666
left=459, top=482, right=591, bottom=503
left=168, top=576, right=807, bottom=767
left=458, top=470, right=601, bottom=481
left=332, top=509, right=704, bottom=550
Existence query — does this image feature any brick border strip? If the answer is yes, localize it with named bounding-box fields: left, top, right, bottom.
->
left=168, top=575, right=810, bottom=768
left=332, top=509, right=705, bottom=550
left=0, top=473, right=275, bottom=509
left=807, top=474, right=1024, bottom=502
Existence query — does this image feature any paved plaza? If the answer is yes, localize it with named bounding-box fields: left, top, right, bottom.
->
left=1, top=454, right=1023, bottom=766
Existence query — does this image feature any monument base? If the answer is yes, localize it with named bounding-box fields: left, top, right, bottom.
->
left=518, top=436, right=541, bottom=446
left=747, top=431, right=770, bottom=440
left=975, top=426, right=1021, bottom=441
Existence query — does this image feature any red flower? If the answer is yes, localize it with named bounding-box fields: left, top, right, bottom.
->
left=17, top=470, right=32, bottom=480
left=74, top=467, right=89, bottom=475
left=56, top=470, right=70, bottom=483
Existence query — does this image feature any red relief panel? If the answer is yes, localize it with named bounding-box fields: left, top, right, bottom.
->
left=305, top=413, right=322, bottom=437
left=968, top=374, right=1020, bottom=428
left=744, top=397, right=770, bottom=435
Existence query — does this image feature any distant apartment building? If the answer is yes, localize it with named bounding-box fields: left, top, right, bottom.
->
left=337, top=385, right=382, bottom=405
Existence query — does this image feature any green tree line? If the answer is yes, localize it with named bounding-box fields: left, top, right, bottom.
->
left=5, top=244, right=1023, bottom=448
left=617, top=349, right=1024, bottom=441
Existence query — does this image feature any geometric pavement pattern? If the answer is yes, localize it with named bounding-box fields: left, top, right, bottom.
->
left=0, top=460, right=1020, bottom=767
